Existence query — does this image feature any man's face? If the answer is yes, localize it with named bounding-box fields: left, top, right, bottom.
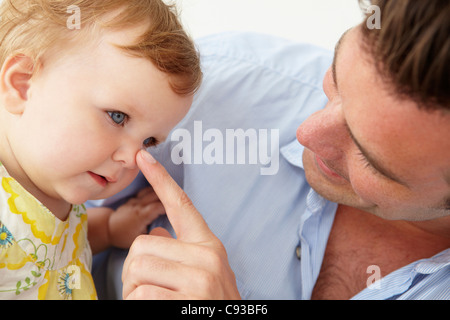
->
left=297, top=27, right=450, bottom=221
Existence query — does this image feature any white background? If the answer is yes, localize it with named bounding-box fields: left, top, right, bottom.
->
left=170, top=0, right=364, bottom=50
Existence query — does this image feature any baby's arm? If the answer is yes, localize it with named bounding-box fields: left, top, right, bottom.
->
left=87, top=187, right=165, bottom=254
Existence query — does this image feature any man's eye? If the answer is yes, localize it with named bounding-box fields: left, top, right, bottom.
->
left=356, top=151, right=379, bottom=176
left=108, top=111, right=128, bottom=125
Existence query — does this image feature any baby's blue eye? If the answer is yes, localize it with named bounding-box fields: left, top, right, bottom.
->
left=108, top=111, right=127, bottom=125
left=143, top=137, right=158, bottom=148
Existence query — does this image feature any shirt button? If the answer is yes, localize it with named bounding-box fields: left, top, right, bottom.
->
left=296, top=245, right=301, bottom=260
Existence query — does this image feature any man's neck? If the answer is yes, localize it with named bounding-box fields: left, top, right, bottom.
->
left=408, top=216, right=450, bottom=242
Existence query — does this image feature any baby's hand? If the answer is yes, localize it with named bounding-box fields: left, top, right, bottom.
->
left=109, top=187, right=165, bottom=249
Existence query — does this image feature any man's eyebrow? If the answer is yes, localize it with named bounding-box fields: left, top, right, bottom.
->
left=331, top=29, right=351, bottom=90
left=344, top=122, right=409, bottom=187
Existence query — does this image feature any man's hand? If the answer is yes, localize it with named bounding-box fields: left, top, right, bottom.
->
left=121, top=150, right=241, bottom=300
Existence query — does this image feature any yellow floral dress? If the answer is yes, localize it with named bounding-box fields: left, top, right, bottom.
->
left=0, top=164, right=97, bottom=300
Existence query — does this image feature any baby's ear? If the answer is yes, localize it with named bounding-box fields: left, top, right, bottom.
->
left=0, top=54, right=35, bottom=115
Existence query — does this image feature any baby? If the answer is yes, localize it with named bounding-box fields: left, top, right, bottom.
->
left=0, top=0, right=201, bottom=299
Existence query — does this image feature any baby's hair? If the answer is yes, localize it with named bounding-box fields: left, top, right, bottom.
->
left=0, top=0, right=202, bottom=95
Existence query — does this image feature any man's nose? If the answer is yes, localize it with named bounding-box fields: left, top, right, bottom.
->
left=296, top=101, right=349, bottom=161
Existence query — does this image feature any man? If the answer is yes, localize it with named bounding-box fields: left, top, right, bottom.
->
left=104, top=0, right=450, bottom=299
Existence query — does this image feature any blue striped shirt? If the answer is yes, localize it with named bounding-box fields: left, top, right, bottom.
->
left=90, top=32, right=449, bottom=300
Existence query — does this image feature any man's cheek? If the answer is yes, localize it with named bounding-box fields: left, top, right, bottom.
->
left=348, top=171, right=382, bottom=207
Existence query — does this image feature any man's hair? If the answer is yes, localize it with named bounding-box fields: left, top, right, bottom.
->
left=0, top=0, right=202, bottom=95
left=359, top=0, right=449, bottom=111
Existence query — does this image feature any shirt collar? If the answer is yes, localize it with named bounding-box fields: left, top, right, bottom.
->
left=280, top=139, right=305, bottom=169
left=280, top=139, right=329, bottom=213
left=414, top=249, right=450, bottom=274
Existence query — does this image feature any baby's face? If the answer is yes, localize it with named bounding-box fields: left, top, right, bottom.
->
left=8, top=28, right=192, bottom=212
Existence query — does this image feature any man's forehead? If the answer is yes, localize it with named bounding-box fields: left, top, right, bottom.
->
left=331, top=28, right=352, bottom=88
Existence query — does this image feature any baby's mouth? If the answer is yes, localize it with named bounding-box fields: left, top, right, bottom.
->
left=88, top=171, right=108, bottom=187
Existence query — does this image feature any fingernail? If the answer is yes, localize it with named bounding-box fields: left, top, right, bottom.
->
left=140, top=149, right=157, bottom=164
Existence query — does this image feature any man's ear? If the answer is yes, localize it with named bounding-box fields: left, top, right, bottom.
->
left=0, top=54, right=35, bottom=115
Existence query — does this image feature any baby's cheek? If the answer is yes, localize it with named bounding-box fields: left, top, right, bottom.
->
left=110, top=169, right=140, bottom=196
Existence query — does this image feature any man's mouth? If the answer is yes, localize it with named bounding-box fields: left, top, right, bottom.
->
left=314, top=154, right=349, bottom=182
